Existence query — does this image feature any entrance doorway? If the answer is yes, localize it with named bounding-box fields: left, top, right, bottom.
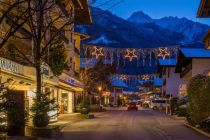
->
left=61, top=93, right=68, bottom=113
left=7, top=90, right=27, bottom=136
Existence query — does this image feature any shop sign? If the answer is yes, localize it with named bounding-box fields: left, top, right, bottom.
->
left=0, top=57, right=21, bottom=74
left=103, top=91, right=110, bottom=97
left=65, top=77, right=83, bottom=88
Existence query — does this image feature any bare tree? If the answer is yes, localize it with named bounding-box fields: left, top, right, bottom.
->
left=0, top=0, right=83, bottom=127
left=0, top=0, right=75, bottom=94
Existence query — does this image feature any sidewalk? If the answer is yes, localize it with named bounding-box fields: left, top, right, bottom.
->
left=49, top=113, right=82, bottom=130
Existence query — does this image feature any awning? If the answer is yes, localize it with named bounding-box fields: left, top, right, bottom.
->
left=58, top=79, right=84, bottom=92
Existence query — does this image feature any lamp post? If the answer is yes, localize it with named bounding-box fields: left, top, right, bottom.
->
left=98, top=85, right=102, bottom=105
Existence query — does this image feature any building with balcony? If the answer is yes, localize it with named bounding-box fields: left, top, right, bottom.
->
left=157, top=59, right=180, bottom=97
left=0, top=0, right=92, bottom=124
left=197, top=0, right=210, bottom=18
left=175, top=48, right=210, bottom=97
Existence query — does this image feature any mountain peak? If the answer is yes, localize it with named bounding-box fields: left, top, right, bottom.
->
left=127, top=11, right=153, bottom=24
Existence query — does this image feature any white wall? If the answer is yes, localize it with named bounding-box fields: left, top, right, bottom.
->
left=178, top=58, right=210, bottom=98
left=192, top=59, right=210, bottom=76
left=68, top=93, right=74, bottom=113
left=165, top=67, right=181, bottom=97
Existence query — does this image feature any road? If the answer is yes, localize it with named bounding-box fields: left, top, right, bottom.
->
left=59, top=109, right=210, bottom=140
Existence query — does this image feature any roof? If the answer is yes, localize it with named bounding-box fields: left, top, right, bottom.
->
left=203, top=29, right=210, bottom=42
left=74, top=32, right=90, bottom=40
left=153, top=78, right=163, bottom=87
left=197, top=0, right=210, bottom=17
left=158, top=58, right=177, bottom=67
left=75, top=0, right=92, bottom=24
left=180, top=48, right=210, bottom=58
left=137, top=80, right=145, bottom=85
left=111, top=76, right=128, bottom=88
left=80, top=58, right=113, bottom=68
left=72, top=0, right=83, bottom=9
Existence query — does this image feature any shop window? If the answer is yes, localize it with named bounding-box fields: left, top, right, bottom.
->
left=60, top=93, right=68, bottom=113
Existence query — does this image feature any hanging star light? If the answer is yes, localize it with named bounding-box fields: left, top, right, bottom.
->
left=92, top=46, right=104, bottom=59
left=124, top=49, right=138, bottom=61
left=120, top=75, right=127, bottom=80
left=157, top=47, right=170, bottom=60
left=142, top=75, right=150, bottom=81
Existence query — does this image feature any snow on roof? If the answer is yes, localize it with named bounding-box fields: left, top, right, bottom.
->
left=80, top=58, right=113, bottom=68
left=111, top=76, right=128, bottom=88
left=153, top=78, right=163, bottom=87
left=89, top=34, right=110, bottom=45
left=158, top=58, right=177, bottom=66
left=137, top=80, right=145, bottom=85
left=180, top=48, right=210, bottom=58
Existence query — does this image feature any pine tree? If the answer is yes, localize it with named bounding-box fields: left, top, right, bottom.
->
left=30, top=91, right=57, bottom=127
left=0, top=78, right=8, bottom=133
left=44, top=36, right=69, bottom=76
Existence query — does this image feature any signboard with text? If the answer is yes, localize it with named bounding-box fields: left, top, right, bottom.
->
left=0, top=57, right=22, bottom=74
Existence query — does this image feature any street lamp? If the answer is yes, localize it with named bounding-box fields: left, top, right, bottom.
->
left=98, top=86, right=102, bottom=105
left=98, top=86, right=102, bottom=92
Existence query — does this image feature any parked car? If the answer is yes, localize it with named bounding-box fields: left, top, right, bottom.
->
left=142, top=100, right=151, bottom=108
left=150, top=99, right=169, bottom=110
left=127, top=102, right=138, bottom=111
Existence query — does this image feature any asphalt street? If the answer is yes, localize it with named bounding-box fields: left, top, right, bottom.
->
left=59, top=109, right=210, bottom=140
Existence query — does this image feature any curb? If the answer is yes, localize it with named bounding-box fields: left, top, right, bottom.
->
left=169, top=115, right=186, bottom=121
left=184, top=123, right=210, bottom=138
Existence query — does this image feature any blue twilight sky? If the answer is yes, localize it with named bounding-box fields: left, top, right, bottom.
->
left=92, top=0, right=210, bottom=25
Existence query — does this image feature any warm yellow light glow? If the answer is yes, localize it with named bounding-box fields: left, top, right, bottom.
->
left=157, top=47, right=170, bottom=60
left=124, top=49, right=138, bottom=61
left=98, top=86, right=102, bottom=91
left=10, top=85, right=30, bottom=91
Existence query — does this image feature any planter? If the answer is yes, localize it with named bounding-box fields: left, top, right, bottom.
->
left=25, top=126, right=61, bottom=138
left=88, top=114, right=95, bottom=119
left=89, top=105, right=102, bottom=112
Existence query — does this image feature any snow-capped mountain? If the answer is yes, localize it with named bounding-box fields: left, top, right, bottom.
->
left=76, top=7, right=208, bottom=48
left=127, top=11, right=153, bottom=23
left=76, top=7, right=184, bottom=48
left=128, top=12, right=210, bottom=44
left=75, top=7, right=209, bottom=74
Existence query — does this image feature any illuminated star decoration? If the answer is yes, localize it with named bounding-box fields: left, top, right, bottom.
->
left=142, top=75, right=150, bottom=81
left=120, top=75, right=127, bottom=80
left=92, top=46, right=104, bottom=59
left=124, top=49, right=138, bottom=61
left=157, top=47, right=170, bottom=60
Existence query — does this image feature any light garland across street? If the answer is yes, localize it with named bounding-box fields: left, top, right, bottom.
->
left=83, top=45, right=178, bottom=61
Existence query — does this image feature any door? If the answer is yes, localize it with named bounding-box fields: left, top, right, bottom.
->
left=7, top=90, right=26, bottom=136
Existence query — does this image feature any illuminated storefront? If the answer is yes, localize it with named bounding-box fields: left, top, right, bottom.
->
left=0, top=57, right=35, bottom=128
left=0, top=57, right=85, bottom=124
left=58, top=72, right=83, bottom=114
